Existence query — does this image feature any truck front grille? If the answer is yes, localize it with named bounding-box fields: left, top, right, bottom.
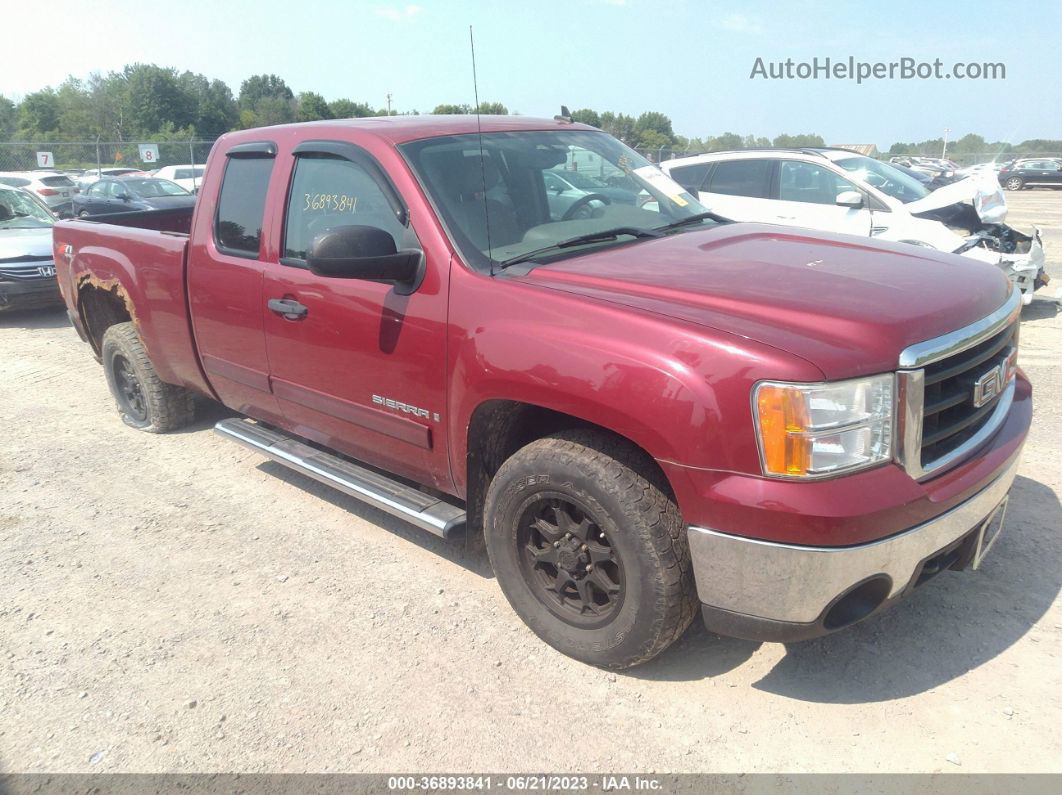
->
left=920, top=324, right=1016, bottom=467
left=896, top=291, right=1022, bottom=481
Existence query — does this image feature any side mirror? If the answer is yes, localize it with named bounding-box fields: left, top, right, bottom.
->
left=306, top=225, right=424, bottom=295
left=836, top=190, right=865, bottom=208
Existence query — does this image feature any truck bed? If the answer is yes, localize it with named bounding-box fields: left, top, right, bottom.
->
left=53, top=208, right=213, bottom=397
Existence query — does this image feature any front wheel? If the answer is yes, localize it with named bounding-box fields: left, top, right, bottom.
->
left=101, top=322, right=195, bottom=432
left=484, top=430, right=697, bottom=669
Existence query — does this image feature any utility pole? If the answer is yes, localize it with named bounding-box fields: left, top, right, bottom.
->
left=942, top=127, right=950, bottom=159
left=386, top=93, right=392, bottom=115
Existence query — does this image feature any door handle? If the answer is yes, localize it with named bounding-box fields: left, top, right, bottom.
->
left=268, top=298, right=308, bottom=319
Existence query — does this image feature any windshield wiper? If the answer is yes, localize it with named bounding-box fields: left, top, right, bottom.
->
left=497, top=226, right=662, bottom=269
left=652, top=211, right=727, bottom=233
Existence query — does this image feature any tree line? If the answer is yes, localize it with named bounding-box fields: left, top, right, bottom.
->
left=1, top=63, right=1058, bottom=159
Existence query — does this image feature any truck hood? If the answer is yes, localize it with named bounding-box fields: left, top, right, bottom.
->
left=516, top=223, right=1011, bottom=379
left=907, top=169, right=1008, bottom=225
left=0, top=227, right=54, bottom=259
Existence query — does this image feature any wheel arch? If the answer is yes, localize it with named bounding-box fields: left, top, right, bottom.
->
left=462, top=399, right=676, bottom=549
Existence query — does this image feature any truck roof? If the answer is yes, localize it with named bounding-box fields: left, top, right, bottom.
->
left=218, top=115, right=597, bottom=147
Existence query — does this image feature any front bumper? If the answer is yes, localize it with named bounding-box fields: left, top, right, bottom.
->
left=0, top=278, right=62, bottom=311
left=689, top=451, right=1021, bottom=642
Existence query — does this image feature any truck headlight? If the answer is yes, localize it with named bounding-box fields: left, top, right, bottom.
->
left=754, top=374, right=894, bottom=478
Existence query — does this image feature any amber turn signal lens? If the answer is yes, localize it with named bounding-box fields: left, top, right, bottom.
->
left=756, top=384, right=811, bottom=476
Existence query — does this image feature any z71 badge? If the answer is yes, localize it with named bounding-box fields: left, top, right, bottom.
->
left=372, top=394, right=440, bottom=423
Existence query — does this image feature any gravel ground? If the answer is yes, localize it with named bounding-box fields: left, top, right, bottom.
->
left=1, top=191, right=1060, bottom=774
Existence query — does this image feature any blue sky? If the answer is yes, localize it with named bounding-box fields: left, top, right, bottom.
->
left=4, top=0, right=1059, bottom=146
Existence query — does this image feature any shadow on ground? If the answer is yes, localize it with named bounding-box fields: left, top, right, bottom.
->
left=632, top=474, right=1060, bottom=701
left=256, top=459, right=494, bottom=580
left=0, top=306, right=69, bottom=330
left=1021, top=297, right=1059, bottom=323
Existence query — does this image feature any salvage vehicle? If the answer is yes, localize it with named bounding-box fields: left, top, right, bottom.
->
left=661, top=148, right=1048, bottom=303
left=54, top=117, right=1031, bottom=668
left=0, top=184, right=61, bottom=311
left=73, top=177, right=195, bottom=218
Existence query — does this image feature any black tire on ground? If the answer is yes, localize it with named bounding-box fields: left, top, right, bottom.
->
left=101, top=322, right=195, bottom=433
left=483, top=429, right=698, bottom=669
left=1005, top=177, right=1024, bottom=191
left=78, top=210, right=90, bottom=218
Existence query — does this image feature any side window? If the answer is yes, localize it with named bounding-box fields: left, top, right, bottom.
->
left=282, top=156, right=407, bottom=262
left=668, top=162, right=711, bottom=191
left=175, top=169, right=191, bottom=180
left=706, top=159, right=772, bottom=198
left=215, top=156, right=274, bottom=256
left=778, top=161, right=860, bottom=205
left=87, top=182, right=106, bottom=197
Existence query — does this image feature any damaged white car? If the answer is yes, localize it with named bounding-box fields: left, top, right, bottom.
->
left=660, top=149, right=1048, bottom=302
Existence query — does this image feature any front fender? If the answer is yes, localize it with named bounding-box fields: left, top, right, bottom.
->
left=446, top=270, right=822, bottom=496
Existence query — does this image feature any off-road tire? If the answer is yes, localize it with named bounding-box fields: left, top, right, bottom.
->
left=1005, top=177, right=1024, bottom=191
left=483, top=430, right=698, bottom=669
left=101, top=322, right=195, bottom=432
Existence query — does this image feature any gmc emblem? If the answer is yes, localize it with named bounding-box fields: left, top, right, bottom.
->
left=972, top=364, right=1005, bottom=408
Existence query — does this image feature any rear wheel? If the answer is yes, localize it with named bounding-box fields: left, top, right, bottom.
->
left=101, top=322, right=195, bottom=432
left=1005, top=176, right=1024, bottom=191
left=78, top=210, right=90, bottom=218
left=484, top=430, right=697, bottom=669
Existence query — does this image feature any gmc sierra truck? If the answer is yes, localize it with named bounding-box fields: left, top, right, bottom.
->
left=53, top=116, right=1031, bottom=669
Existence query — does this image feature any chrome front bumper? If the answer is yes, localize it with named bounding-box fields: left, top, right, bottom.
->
left=688, top=453, right=1021, bottom=635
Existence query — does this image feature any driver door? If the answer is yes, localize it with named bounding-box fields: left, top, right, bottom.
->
left=770, top=160, right=872, bottom=237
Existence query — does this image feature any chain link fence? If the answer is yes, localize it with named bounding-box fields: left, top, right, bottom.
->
left=0, top=140, right=217, bottom=175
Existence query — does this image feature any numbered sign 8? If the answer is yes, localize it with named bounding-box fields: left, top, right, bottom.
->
left=138, top=144, right=160, bottom=163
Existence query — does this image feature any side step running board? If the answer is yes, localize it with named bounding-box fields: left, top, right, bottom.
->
left=214, top=418, right=466, bottom=539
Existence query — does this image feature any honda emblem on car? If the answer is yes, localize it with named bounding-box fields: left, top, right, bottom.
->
left=38, top=265, right=56, bottom=278
left=972, top=364, right=1005, bottom=408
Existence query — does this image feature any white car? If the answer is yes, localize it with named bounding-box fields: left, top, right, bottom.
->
left=75, top=167, right=143, bottom=191
left=660, top=148, right=1047, bottom=303
left=152, top=165, right=205, bottom=193
left=0, top=171, right=78, bottom=217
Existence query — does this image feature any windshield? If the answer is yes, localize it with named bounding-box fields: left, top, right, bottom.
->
left=834, top=156, right=931, bottom=203
left=124, top=178, right=190, bottom=197
left=401, top=130, right=713, bottom=270
left=0, top=188, right=55, bottom=228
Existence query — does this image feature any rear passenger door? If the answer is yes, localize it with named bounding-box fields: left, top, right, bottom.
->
left=697, top=158, right=775, bottom=221
left=187, top=141, right=285, bottom=423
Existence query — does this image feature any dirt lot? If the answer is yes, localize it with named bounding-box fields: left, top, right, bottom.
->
left=1, top=191, right=1060, bottom=774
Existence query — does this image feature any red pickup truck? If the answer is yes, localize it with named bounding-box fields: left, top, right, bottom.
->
left=54, top=116, right=1031, bottom=669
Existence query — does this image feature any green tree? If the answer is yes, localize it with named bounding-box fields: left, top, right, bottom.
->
left=238, top=74, right=293, bottom=110
left=123, top=64, right=196, bottom=137
left=179, top=73, right=238, bottom=136
left=476, top=101, right=508, bottom=115
left=253, top=96, right=295, bottom=127
left=711, top=132, right=745, bottom=150
left=296, top=91, right=333, bottom=122
left=570, top=108, right=600, bottom=127
left=432, top=103, right=472, bottom=114
left=329, top=99, right=374, bottom=118
left=772, top=133, right=825, bottom=148
left=17, top=90, right=61, bottom=138
left=0, top=95, right=15, bottom=140
left=634, top=111, right=675, bottom=148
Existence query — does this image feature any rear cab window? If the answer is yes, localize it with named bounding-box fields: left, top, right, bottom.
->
left=214, top=147, right=276, bottom=257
